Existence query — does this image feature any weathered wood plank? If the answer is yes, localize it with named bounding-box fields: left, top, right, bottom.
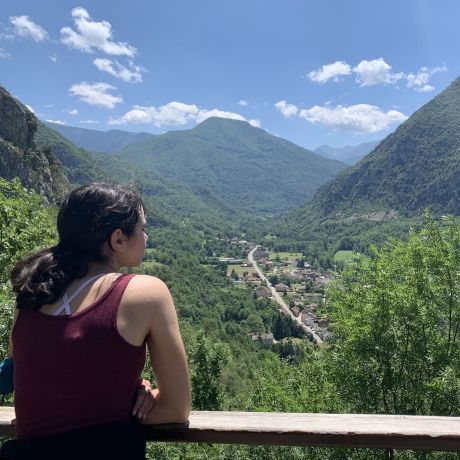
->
left=1, top=408, right=460, bottom=451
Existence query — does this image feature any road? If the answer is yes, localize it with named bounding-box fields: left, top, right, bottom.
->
left=248, top=246, right=323, bottom=345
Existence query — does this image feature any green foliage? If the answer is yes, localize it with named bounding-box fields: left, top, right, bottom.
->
left=190, top=332, right=230, bottom=410
left=271, top=313, right=305, bottom=340
left=326, top=216, right=460, bottom=415
left=0, top=178, right=56, bottom=360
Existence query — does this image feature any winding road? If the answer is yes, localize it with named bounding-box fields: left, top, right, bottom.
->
left=248, top=245, right=323, bottom=345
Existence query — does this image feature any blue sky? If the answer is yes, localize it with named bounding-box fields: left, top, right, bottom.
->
left=1, top=0, right=459, bottom=150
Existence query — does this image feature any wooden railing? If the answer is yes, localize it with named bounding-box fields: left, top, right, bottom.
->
left=1, top=408, right=460, bottom=453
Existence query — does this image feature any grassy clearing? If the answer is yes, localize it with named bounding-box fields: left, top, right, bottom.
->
left=270, top=251, right=303, bottom=261
left=227, top=261, right=255, bottom=277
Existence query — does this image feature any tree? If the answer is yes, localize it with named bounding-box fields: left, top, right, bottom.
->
left=326, top=216, right=460, bottom=416
left=190, top=332, right=230, bottom=410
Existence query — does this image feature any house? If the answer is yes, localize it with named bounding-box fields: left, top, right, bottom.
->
left=255, top=287, right=272, bottom=298
left=275, top=283, right=289, bottom=292
left=251, top=333, right=275, bottom=347
left=296, top=285, right=307, bottom=293
left=290, top=306, right=301, bottom=317
left=251, top=272, right=260, bottom=279
left=253, top=249, right=269, bottom=259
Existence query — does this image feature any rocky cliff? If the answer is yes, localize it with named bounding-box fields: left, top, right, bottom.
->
left=0, top=86, right=69, bottom=201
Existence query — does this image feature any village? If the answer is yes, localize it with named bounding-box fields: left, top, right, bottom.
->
left=219, top=238, right=334, bottom=347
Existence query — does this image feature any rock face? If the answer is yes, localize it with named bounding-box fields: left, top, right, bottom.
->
left=0, top=87, right=69, bottom=201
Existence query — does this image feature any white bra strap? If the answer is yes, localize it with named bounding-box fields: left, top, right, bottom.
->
left=52, top=274, right=106, bottom=316
left=52, top=291, right=71, bottom=316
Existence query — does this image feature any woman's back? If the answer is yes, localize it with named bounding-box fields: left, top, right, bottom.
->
left=13, top=273, right=146, bottom=440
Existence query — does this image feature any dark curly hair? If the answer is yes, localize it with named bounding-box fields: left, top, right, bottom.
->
left=11, top=182, right=144, bottom=311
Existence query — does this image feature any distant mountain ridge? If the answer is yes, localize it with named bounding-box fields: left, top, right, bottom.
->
left=314, top=140, right=380, bottom=165
left=44, top=122, right=153, bottom=153
left=116, top=117, right=346, bottom=214
left=271, top=76, right=460, bottom=259
left=311, top=76, right=460, bottom=217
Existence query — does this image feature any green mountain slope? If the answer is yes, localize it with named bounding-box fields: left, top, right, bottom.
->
left=35, top=119, right=247, bottom=233
left=117, top=117, right=346, bottom=214
left=44, top=122, right=153, bottom=153
left=269, top=77, right=460, bottom=262
left=312, top=77, right=460, bottom=217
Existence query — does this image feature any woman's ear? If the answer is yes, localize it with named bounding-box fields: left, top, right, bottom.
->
left=110, top=228, right=128, bottom=253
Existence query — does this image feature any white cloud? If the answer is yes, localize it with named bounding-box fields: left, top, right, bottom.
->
left=80, top=119, right=100, bottom=124
left=9, top=15, right=48, bottom=42
left=196, top=108, right=246, bottom=124
left=61, top=7, right=136, bottom=57
left=306, top=58, right=447, bottom=92
left=69, top=109, right=79, bottom=115
left=109, top=101, right=260, bottom=128
left=46, top=119, right=66, bottom=125
left=405, top=66, right=447, bottom=92
left=353, top=58, right=403, bottom=86
left=274, top=100, right=299, bottom=118
left=49, top=53, right=57, bottom=62
left=238, top=99, right=248, bottom=106
left=307, top=61, right=352, bottom=84
left=69, top=82, right=122, bottom=109
left=417, top=85, right=435, bottom=93
left=249, top=119, right=261, bottom=128
left=297, top=103, right=407, bottom=133
left=25, top=104, right=34, bottom=113
left=93, top=58, right=143, bottom=83
left=0, top=48, right=10, bottom=58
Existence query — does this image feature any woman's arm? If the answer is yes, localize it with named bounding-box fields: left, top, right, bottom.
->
left=129, top=275, right=191, bottom=424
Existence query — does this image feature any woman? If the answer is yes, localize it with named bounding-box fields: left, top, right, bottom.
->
left=6, top=182, right=191, bottom=459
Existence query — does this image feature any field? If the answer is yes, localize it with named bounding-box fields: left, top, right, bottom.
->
left=269, top=252, right=303, bottom=261
left=227, top=261, right=254, bottom=277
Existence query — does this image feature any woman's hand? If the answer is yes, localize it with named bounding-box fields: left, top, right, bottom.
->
left=132, top=379, right=156, bottom=421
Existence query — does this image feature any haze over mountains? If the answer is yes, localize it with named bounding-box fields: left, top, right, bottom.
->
left=314, top=141, right=380, bottom=165
left=44, top=122, right=153, bottom=154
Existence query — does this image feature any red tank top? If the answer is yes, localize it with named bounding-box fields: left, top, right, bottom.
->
left=13, top=273, right=146, bottom=440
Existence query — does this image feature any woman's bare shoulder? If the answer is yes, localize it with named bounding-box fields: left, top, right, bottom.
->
left=122, top=274, right=172, bottom=312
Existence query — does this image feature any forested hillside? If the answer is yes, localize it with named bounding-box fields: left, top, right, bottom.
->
left=312, top=77, right=460, bottom=217
left=116, top=117, right=346, bottom=214
left=270, top=77, right=460, bottom=263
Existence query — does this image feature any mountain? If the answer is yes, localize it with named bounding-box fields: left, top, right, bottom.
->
left=44, top=122, right=153, bottom=153
left=0, top=87, right=69, bottom=201
left=271, top=76, right=460, bottom=260
left=311, top=77, right=460, bottom=217
left=34, top=122, right=247, bottom=232
left=0, top=86, right=247, bottom=233
left=116, top=117, right=346, bottom=214
left=314, top=140, right=380, bottom=165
